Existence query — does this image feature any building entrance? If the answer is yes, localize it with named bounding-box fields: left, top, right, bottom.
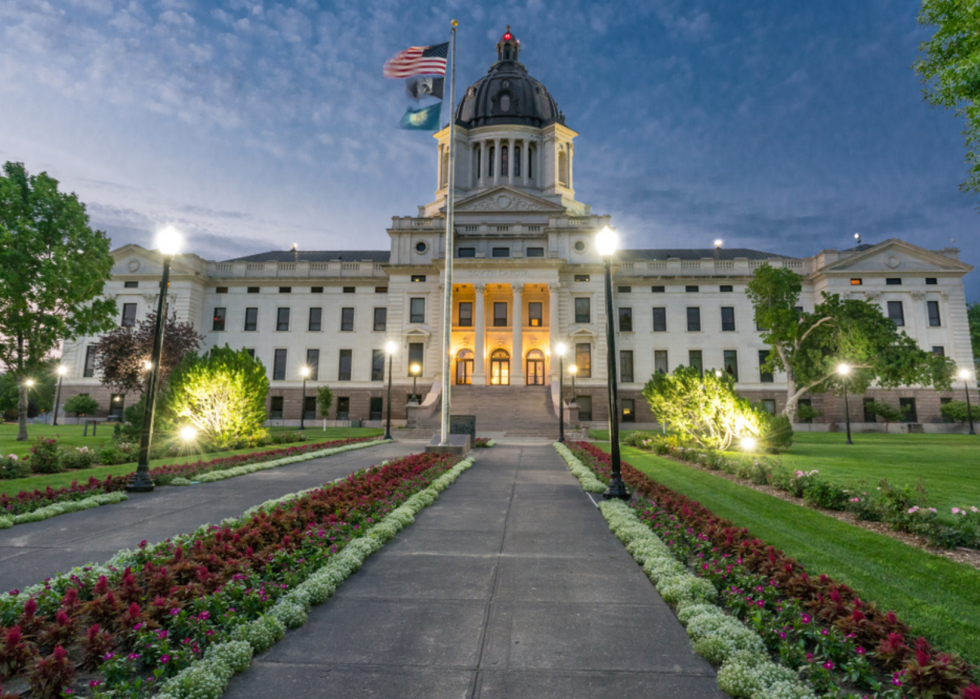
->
left=526, top=349, right=545, bottom=386
left=490, top=349, right=510, bottom=385
left=456, top=349, right=474, bottom=385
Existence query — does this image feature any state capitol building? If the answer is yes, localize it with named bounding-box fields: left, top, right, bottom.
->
left=60, top=30, right=976, bottom=434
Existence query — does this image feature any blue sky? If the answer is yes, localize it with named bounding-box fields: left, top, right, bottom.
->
left=1, top=0, right=977, bottom=300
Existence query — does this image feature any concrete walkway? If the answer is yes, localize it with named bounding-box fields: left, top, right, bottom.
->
left=225, top=444, right=724, bottom=699
left=0, top=441, right=415, bottom=593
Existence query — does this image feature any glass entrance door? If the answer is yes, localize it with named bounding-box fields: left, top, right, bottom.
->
left=525, top=350, right=545, bottom=386
left=456, top=349, right=474, bottom=385
left=490, top=349, right=510, bottom=385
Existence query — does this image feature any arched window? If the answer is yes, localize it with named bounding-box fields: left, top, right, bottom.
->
left=558, top=149, right=568, bottom=187
left=456, top=349, right=474, bottom=385
left=489, top=147, right=495, bottom=178
left=528, top=147, right=533, bottom=181
left=525, top=349, right=545, bottom=386
left=490, top=349, right=510, bottom=386
left=500, top=93, right=511, bottom=112
left=501, top=145, right=508, bottom=177
left=514, top=146, right=521, bottom=177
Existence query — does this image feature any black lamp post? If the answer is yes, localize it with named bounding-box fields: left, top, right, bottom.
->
left=569, top=364, right=578, bottom=405
left=384, top=341, right=396, bottom=441
left=960, top=368, right=976, bottom=435
left=410, top=363, right=421, bottom=405
left=127, top=226, right=181, bottom=493
left=556, top=342, right=567, bottom=443
left=837, top=363, right=853, bottom=445
left=53, top=366, right=67, bottom=426
left=596, top=227, right=630, bottom=500
left=299, top=366, right=310, bottom=430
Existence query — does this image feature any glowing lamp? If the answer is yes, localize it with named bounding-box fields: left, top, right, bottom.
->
left=179, top=426, right=198, bottom=442
left=300, top=366, right=310, bottom=378
left=714, top=239, right=723, bottom=249
left=56, top=365, right=68, bottom=376
left=555, top=342, right=567, bottom=357
left=156, top=226, right=183, bottom=257
left=959, top=368, right=972, bottom=381
left=386, top=341, right=398, bottom=355
left=569, top=364, right=578, bottom=375
left=595, top=227, right=618, bottom=257
left=143, top=360, right=153, bottom=371
left=740, top=436, right=757, bottom=451
left=24, top=379, right=35, bottom=387
left=411, top=364, right=421, bottom=376
left=837, top=363, right=850, bottom=376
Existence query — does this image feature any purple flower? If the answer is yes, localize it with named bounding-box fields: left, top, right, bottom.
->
left=170, top=607, right=180, bottom=616
left=89, top=680, right=102, bottom=687
left=161, top=654, right=171, bottom=664
left=128, top=653, right=141, bottom=661
left=823, top=660, right=834, bottom=670
left=800, top=614, right=811, bottom=625
left=820, top=628, right=829, bottom=636
left=856, top=646, right=866, bottom=655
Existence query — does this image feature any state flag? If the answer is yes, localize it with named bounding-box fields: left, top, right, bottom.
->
left=399, top=103, right=442, bottom=131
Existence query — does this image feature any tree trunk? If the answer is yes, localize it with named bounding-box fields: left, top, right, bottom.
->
left=781, top=371, right=800, bottom=423
left=16, top=384, right=28, bottom=441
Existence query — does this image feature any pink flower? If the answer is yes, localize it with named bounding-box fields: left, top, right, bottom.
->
left=800, top=614, right=811, bottom=625
left=952, top=508, right=962, bottom=515
left=820, top=628, right=829, bottom=636
left=908, top=506, right=919, bottom=514
left=856, top=646, right=866, bottom=655
left=89, top=680, right=102, bottom=687
left=161, top=654, right=171, bottom=663
left=823, top=660, right=834, bottom=670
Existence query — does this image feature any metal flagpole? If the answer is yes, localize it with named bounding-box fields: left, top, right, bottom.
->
left=439, top=20, right=458, bottom=446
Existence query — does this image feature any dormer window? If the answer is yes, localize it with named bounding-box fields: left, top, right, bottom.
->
left=500, top=93, right=511, bottom=112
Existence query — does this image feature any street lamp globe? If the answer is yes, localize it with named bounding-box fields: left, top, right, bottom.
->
left=156, top=226, right=183, bottom=257
left=24, top=379, right=34, bottom=388
left=740, top=436, right=757, bottom=451
left=595, top=227, right=618, bottom=257
left=714, top=239, right=723, bottom=249
left=837, top=363, right=850, bottom=376
left=569, top=364, right=577, bottom=375
left=959, top=368, right=972, bottom=381
left=411, top=364, right=421, bottom=376
left=56, top=365, right=68, bottom=376
left=179, top=425, right=198, bottom=442
left=386, top=341, right=398, bottom=355
left=300, top=366, right=310, bottom=378
left=555, top=342, right=567, bottom=357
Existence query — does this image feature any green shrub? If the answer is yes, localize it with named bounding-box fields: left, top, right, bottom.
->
left=802, top=477, right=849, bottom=511
left=0, top=454, right=31, bottom=479
left=29, top=438, right=64, bottom=474
left=64, top=393, right=99, bottom=416
left=97, top=443, right=131, bottom=465
left=939, top=400, right=980, bottom=423
left=62, top=446, right=97, bottom=470
left=758, top=413, right=794, bottom=452
left=317, top=385, right=334, bottom=418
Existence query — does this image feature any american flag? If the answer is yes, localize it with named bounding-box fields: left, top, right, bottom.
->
left=383, top=42, right=449, bottom=78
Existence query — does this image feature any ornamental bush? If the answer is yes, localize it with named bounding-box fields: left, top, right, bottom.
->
left=0, top=454, right=31, bottom=479
left=29, top=437, right=63, bottom=474
left=62, top=446, right=97, bottom=470
left=939, top=400, right=980, bottom=423
left=64, top=393, right=99, bottom=416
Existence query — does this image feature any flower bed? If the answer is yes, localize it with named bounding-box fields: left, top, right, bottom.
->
left=561, top=441, right=980, bottom=699
left=0, top=437, right=383, bottom=523
left=630, top=435, right=980, bottom=551
left=0, top=450, right=471, bottom=698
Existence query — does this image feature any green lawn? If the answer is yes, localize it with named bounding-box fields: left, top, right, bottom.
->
left=0, top=426, right=383, bottom=497
left=592, top=441, right=980, bottom=663
left=588, top=429, right=980, bottom=514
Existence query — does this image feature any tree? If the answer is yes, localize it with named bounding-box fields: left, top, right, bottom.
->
left=0, top=162, right=117, bottom=441
left=969, top=303, right=980, bottom=379
left=164, top=346, right=269, bottom=448
left=940, top=399, right=980, bottom=423
left=317, top=385, right=334, bottom=417
left=64, top=393, right=99, bottom=417
left=915, top=0, right=980, bottom=195
left=746, top=264, right=953, bottom=421
left=642, top=366, right=766, bottom=451
left=869, top=400, right=908, bottom=427
left=93, top=310, right=204, bottom=395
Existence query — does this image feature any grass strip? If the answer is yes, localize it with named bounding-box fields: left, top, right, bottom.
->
left=598, top=442, right=980, bottom=664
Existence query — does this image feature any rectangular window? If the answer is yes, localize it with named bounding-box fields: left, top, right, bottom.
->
left=336, top=397, right=350, bottom=420
left=408, top=343, right=424, bottom=377
left=720, top=285, right=733, bottom=292
left=124, top=281, right=139, bottom=288
left=270, top=396, right=284, bottom=420
left=247, top=286, right=260, bottom=293
left=927, top=301, right=941, bottom=327
left=457, top=247, right=476, bottom=258
left=900, top=397, right=917, bottom=423
left=369, top=397, right=383, bottom=421
left=215, top=286, right=227, bottom=293
left=338, top=350, right=352, bottom=381
left=651, top=285, right=665, bottom=293
left=411, top=275, right=426, bottom=282
left=245, top=349, right=255, bottom=358
left=759, top=349, right=773, bottom=383
left=109, top=394, right=125, bottom=419
left=311, top=286, right=323, bottom=293
left=799, top=398, right=813, bottom=423
left=121, top=303, right=137, bottom=327
left=619, top=307, right=633, bottom=332
left=620, top=350, right=634, bottom=383
left=863, top=398, right=876, bottom=423
left=721, top=306, right=735, bottom=332
left=574, top=297, right=590, bottom=324
left=212, top=307, right=226, bottom=331
left=306, top=349, right=320, bottom=381
left=376, top=286, right=388, bottom=293
left=410, top=298, right=425, bottom=323
left=280, top=286, right=292, bottom=293
left=794, top=306, right=804, bottom=315
left=687, top=307, right=701, bottom=332
left=686, top=285, right=699, bottom=293
left=723, top=350, right=739, bottom=381
left=372, top=349, right=385, bottom=382
left=374, top=307, right=387, bottom=331
left=273, top=349, right=287, bottom=381
left=458, top=302, right=474, bottom=327
left=277, top=307, right=290, bottom=331
left=304, top=396, right=317, bottom=420
left=244, top=307, right=258, bottom=331
left=575, top=343, right=592, bottom=378
left=941, top=397, right=953, bottom=423
left=341, top=307, right=355, bottom=331
left=654, top=350, right=668, bottom=375
left=577, top=395, right=593, bottom=421
left=528, top=302, right=542, bottom=327
left=887, top=301, right=905, bottom=326
left=652, top=307, right=666, bottom=332
left=761, top=399, right=776, bottom=415
left=526, top=247, right=545, bottom=257
left=688, top=350, right=703, bottom=375
left=84, top=346, right=97, bottom=377
left=492, top=247, right=510, bottom=258
left=617, top=286, right=631, bottom=294
left=925, top=278, right=937, bottom=285
left=343, top=287, right=355, bottom=294
left=574, top=274, right=590, bottom=282
left=886, top=278, right=902, bottom=286
left=932, top=346, right=945, bottom=357
left=308, top=307, right=322, bottom=331
left=850, top=278, right=862, bottom=286
left=621, top=399, right=635, bottom=423
left=494, top=301, right=508, bottom=327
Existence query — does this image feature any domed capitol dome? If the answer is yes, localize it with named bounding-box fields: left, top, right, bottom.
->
left=455, top=27, right=563, bottom=129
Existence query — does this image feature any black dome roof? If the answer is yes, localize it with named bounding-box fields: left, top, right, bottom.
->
left=455, top=27, right=563, bottom=129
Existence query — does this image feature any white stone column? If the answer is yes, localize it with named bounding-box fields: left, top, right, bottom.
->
left=507, top=138, right=515, bottom=185
left=437, top=144, right=444, bottom=189
left=480, top=141, right=487, bottom=187
left=523, top=141, right=530, bottom=186
left=511, top=283, right=524, bottom=384
left=474, top=283, right=486, bottom=385
left=493, top=138, right=500, bottom=185
left=569, top=143, right=574, bottom=190
left=549, top=282, right=561, bottom=382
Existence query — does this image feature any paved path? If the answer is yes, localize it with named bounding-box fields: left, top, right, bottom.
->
left=226, top=444, right=724, bottom=699
left=0, top=441, right=415, bottom=593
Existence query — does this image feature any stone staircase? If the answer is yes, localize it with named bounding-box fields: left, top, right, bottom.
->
left=414, top=385, right=560, bottom=438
